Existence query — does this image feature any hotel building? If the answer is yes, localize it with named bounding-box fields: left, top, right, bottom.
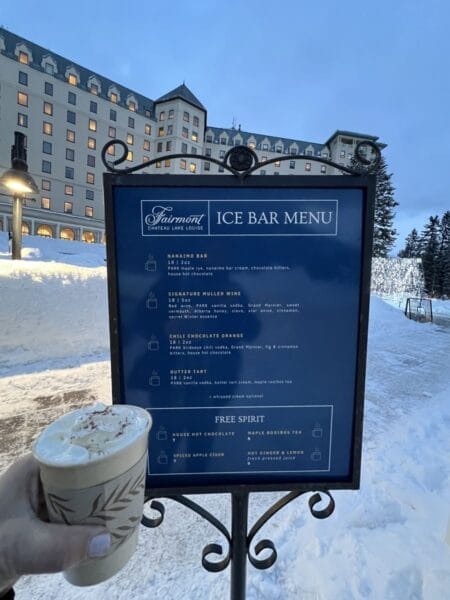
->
left=0, top=27, right=384, bottom=243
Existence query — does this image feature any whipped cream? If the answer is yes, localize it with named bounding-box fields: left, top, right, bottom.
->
left=33, top=403, right=150, bottom=466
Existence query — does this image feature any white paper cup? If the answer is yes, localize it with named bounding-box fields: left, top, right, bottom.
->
left=32, top=404, right=152, bottom=586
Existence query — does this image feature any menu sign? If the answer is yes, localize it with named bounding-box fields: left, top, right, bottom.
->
left=104, top=175, right=374, bottom=494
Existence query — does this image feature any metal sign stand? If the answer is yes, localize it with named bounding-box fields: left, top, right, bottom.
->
left=102, top=140, right=380, bottom=600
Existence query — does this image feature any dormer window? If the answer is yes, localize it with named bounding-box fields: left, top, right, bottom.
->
left=19, top=51, right=29, bottom=64
left=90, top=84, right=99, bottom=95
left=44, top=63, right=54, bottom=75
left=68, top=73, right=78, bottom=86
left=129, top=101, right=136, bottom=112
left=110, top=92, right=118, bottom=103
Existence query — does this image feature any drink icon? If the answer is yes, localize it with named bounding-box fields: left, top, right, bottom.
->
left=146, top=293, right=158, bottom=310
left=311, top=448, right=322, bottom=462
left=148, top=335, right=159, bottom=351
left=312, top=423, right=323, bottom=438
left=157, top=451, right=168, bottom=465
left=149, top=371, right=161, bottom=387
left=145, top=255, right=157, bottom=272
left=156, top=427, right=168, bottom=441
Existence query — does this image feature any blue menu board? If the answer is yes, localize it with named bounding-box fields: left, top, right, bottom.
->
left=105, top=177, right=372, bottom=492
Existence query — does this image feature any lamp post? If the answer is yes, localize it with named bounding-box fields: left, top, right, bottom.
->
left=0, top=131, right=39, bottom=259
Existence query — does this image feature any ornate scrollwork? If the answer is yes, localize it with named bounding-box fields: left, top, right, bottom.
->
left=142, top=490, right=334, bottom=575
left=102, top=139, right=381, bottom=178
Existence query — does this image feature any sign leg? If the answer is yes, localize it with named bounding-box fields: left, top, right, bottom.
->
left=230, top=491, right=249, bottom=600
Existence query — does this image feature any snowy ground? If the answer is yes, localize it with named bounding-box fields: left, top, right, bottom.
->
left=1, top=232, right=450, bottom=599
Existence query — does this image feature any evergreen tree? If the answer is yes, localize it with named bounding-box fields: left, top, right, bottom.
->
left=398, top=228, right=421, bottom=257
left=350, top=153, right=398, bottom=257
left=421, top=215, right=441, bottom=297
left=437, top=211, right=450, bottom=296
left=442, top=239, right=450, bottom=297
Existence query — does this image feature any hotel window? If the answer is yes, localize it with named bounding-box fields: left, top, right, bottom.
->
left=85, top=206, right=93, bottom=218
left=321, top=165, right=326, bottom=173
left=18, top=92, right=28, bottom=106
left=86, top=189, right=94, bottom=201
left=66, top=129, right=75, bottom=143
left=189, top=163, right=196, bottom=173
left=191, top=131, right=198, bottom=142
left=110, top=109, right=117, bottom=121
left=128, top=101, right=136, bottom=112
left=127, top=151, right=133, bottom=161
left=107, top=145, right=115, bottom=156
left=68, top=91, right=76, bottom=105
left=127, top=133, right=134, bottom=145
left=67, top=110, right=76, bottom=124
left=157, top=142, right=163, bottom=152
left=305, top=163, right=311, bottom=171
left=219, top=150, right=225, bottom=159
left=290, top=148, right=298, bottom=155
left=90, top=84, right=99, bottom=95
left=144, top=109, right=151, bottom=118
left=43, top=122, right=52, bottom=135
left=182, top=127, right=188, bottom=139
left=165, top=159, right=171, bottom=167
left=168, top=109, right=174, bottom=119
left=183, top=111, right=190, bottom=122
left=262, top=156, right=267, bottom=162
left=19, top=51, right=29, bottom=64
left=88, top=137, right=96, bottom=150
left=17, top=113, right=28, bottom=127
left=87, top=155, right=96, bottom=167
left=144, top=124, right=151, bottom=135
left=43, top=101, right=53, bottom=116
left=289, top=160, right=295, bottom=169
left=262, top=144, right=268, bottom=150
left=218, top=166, right=224, bottom=173
left=143, top=156, right=150, bottom=163
left=66, top=148, right=75, bottom=161
left=65, top=166, right=74, bottom=179
left=90, top=101, right=97, bottom=113
left=156, top=161, right=161, bottom=169
left=44, top=81, right=53, bottom=95
left=204, top=162, right=210, bottom=171
left=42, top=141, right=52, bottom=155
left=193, top=116, right=199, bottom=127
left=143, top=139, right=150, bottom=151
left=65, top=185, right=73, bottom=196
left=181, top=142, right=187, bottom=153
left=159, top=111, right=166, bottom=121
left=42, top=179, right=51, bottom=191
left=86, top=172, right=95, bottom=184
left=18, top=71, right=28, bottom=85
left=306, top=150, right=313, bottom=156
left=205, top=148, right=211, bottom=157
left=88, top=119, right=97, bottom=132
left=42, top=160, right=52, bottom=174
left=158, top=127, right=165, bottom=137
left=41, top=197, right=51, bottom=209
left=108, top=126, right=116, bottom=138
left=220, top=138, right=226, bottom=145
left=340, top=150, right=345, bottom=158
left=206, top=135, right=213, bottom=143
left=167, top=125, right=173, bottom=135
left=180, top=159, right=187, bottom=170
left=275, top=160, right=280, bottom=167
left=68, top=74, right=78, bottom=86
left=64, top=201, right=73, bottom=213
left=110, top=92, right=118, bottom=103
left=166, top=141, right=172, bottom=152
left=44, top=63, right=54, bottom=75
left=191, top=146, right=197, bottom=154
left=128, top=117, right=135, bottom=129
left=276, top=146, right=282, bottom=153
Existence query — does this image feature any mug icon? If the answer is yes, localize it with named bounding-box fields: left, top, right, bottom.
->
left=312, top=423, right=323, bottom=438
left=146, top=295, right=158, bottom=310
left=149, top=372, right=161, bottom=387
left=156, top=427, right=168, bottom=441
left=157, top=451, right=168, bottom=465
left=145, top=256, right=157, bottom=272
left=148, top=338, right=159, bottom=351
left=311, top=449, right=322, bottom=462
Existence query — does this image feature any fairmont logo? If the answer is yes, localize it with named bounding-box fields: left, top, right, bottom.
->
left=144, top=205, right=206, bottom=229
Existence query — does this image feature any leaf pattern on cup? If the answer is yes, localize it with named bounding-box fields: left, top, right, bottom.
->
left=45, top=471, right=145, bottom=547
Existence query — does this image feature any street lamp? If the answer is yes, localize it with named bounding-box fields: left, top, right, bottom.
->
left=0, top=131, right=39, bottom=259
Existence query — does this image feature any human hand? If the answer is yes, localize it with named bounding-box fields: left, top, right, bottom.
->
left=0, top=454, right=111, bottom=593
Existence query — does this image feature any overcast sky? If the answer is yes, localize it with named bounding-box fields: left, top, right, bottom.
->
left=1, top=0, right=449, bottom=252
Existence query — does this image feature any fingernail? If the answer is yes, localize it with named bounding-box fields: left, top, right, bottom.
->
left=88, top=533, right=111, bottom=558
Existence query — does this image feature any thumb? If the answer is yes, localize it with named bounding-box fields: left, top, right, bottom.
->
left=16, top=521, right=111, bottom=575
